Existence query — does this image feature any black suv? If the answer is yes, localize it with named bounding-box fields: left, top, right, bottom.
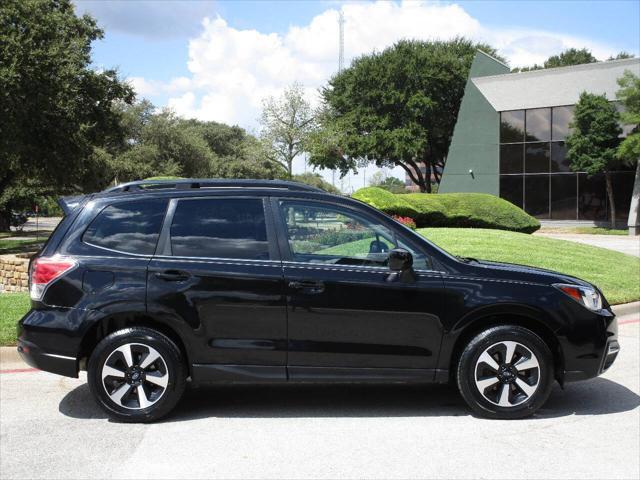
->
left=18, top=179, right=619, bottom=421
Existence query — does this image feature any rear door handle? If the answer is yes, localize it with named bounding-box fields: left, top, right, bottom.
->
left=288, top=280, right=325, bottom=294
left=154, top=270, right=190, bottom=282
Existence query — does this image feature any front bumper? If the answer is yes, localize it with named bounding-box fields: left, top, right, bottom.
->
left=17, top=339, right=79, bottom=378
left=562, top=311, right=619, bottom=383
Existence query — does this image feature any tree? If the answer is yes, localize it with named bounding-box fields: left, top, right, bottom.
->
left=105, top=101, right=284, bottom=185
left=616, top=70, right=640, bottom=234
left=0, top=0, right=134, bottom=230
left=259, top=83, right=316, bottom=178
left=369, top=172, right=407, bottom=193
left=512, top=48, right=634, bottom=72
left=566, top=92, right=622, bottom=227
left=308, top=39, right=504, bottom=192
left=293, top=173, right=340, bottom=194
left=545, top=48, right=598, bottom=68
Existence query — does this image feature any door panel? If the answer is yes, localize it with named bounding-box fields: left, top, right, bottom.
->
left=275, top=199, right=445, bottom=372
left=147, top=258, right=287, bottom=366
left=285, top=263, right=444, bottom=369
left=146, top=196, right=287, bottom=370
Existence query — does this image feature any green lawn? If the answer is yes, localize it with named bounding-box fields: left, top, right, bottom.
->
left=0, top=238, right=44, bottom=255
left=0, top=228, right=638, bottom=346
left=421, top=228, right=639, bottom=305
left=0, top=293, right=30, bottom=346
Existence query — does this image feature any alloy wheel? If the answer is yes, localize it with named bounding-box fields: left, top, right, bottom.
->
left=474, top=341, right=540, bottom=408
left=101, top=343, right=169, bottom=410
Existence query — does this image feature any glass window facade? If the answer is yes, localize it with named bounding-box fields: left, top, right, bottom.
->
left=499, top=106, right=634, bottom=221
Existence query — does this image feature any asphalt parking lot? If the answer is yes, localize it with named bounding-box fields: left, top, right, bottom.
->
left=1, top=318, right=638, bottom=480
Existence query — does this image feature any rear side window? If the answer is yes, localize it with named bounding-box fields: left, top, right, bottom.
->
left=170, top=198, right=269, bottom=260
left=83, top=199, right=168, bottom=255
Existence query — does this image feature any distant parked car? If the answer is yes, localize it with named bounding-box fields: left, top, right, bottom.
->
left=18, top=179, right=619, bottom=422
left=10, top=211, right=28, bottom=231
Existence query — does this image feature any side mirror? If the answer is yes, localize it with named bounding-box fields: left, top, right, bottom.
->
left=388, top=248, right=413, bottom=271
left=387, top=248, right=416, bottom=283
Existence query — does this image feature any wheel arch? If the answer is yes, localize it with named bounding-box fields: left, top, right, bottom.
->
left=446, top=305, right=565, bottom=385
left=79, top=312, right=192, bottom=377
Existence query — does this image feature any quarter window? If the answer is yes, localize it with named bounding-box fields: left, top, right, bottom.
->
left=279, top=201, right=428, bottom=269
left=170, top=198, right=270, bottom=260
left=83, top=199, right=168, bottom=255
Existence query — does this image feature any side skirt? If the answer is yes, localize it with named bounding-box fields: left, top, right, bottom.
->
left=191, top=364, right=449, bottom=385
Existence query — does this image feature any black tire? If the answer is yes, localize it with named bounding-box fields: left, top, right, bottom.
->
left=457, top=325, right=554, bottom=419
left=87, top=327, right=186, bottom=423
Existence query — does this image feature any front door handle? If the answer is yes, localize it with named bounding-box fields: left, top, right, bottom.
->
left=288, top=280, right=325, bottom=294
left=154, top=270, right=190, bottom=282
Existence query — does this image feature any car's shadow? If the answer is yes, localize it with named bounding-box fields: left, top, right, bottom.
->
left=59, top=377, right=639, bottom=422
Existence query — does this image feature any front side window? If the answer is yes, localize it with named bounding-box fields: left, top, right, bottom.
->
left=279, top=201, right=428, bottom=269
left=83, top=199, right=168, bottom=255
left=170, top=198, right=269, bottom=260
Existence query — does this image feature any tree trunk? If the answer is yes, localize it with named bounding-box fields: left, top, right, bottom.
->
left=0, top=208, right=11, bottom=232
left=627, top=160, right=640, bottom=235
left=605, top=172, right=616, bottom=229
left=424, top=160, right=432, bottom=193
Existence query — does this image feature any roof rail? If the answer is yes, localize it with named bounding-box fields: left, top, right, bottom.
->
left=103, top=178, right=324, bottom=194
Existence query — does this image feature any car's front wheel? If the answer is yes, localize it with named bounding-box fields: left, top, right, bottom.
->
left=87, top=327, right=186, bottom=422
left=457, top=325, right=554, bottom=419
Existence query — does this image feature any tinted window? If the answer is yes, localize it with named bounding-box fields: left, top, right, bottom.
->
left=525, top=176, right=550, bottom=219
left=578, top=174, right=607, bottom=221
left=170, top=198, right=269, bottom=260
left=525, top=143, right=550, bottom=173
left=500, top=144, right=523, bottom=174
left=525, top=108, right=551, bottom=142
left=499, top=175, right=523, bottom=209
left=279, top=201, right=429, bottom=269
left=552, top=106, right=574, bottom=141
left=551, top=142, right=570, bottom=172
left=550, top=175, right=577, bottom=219
left=611, top=171, right=635, bottom=221
left=83, top=199, right=167, bottom=255
left=500, top=110, right=525, bottom=143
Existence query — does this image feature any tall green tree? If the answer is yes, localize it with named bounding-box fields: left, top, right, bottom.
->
left=308, top=39, right=503, bottom=192
left=106, top=102, right=283, bottom=185
left=512, top=48, right=634, bottom=72
left=259, top=83, right=316, bottom=178
left=0, top=0, right=134, bottom=230
left=616, top=70, right=640, bottom=233
left=292, top=172, right=340, bottom=194
left=566, top=92, right=622, bottom=227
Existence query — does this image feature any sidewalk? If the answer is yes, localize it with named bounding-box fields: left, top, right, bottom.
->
left=535, top=232, right=640, bottom=257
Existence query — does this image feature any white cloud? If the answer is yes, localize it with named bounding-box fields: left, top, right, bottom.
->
left=127, top=0, right=631, bottom=188
left=149, top=0, right=627, bottom=128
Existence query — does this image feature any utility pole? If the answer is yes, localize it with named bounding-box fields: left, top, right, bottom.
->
left=332, top=10, right=345, bottom=190
left=338, top=11, right=345, bottom=73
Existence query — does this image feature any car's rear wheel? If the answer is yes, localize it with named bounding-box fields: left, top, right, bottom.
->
left=87, top=327, right=186, bottom=422
left=457, top=325, right=554, bottom=419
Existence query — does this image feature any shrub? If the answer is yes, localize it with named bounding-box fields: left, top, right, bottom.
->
left=353, top=187, right=540, bottom=233
left=392, top=215, right=417, bottom=229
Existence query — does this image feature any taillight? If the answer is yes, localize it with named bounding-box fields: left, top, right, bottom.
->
left=30, top=257, right=77, bottom=301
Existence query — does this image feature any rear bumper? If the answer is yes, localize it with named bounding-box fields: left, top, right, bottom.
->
left=17, top=339, right=78, bottom=378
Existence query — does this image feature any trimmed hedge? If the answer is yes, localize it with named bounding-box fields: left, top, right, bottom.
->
left=352, top=187, right=540, bottom=233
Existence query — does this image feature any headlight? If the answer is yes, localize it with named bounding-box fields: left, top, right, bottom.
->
left=554, top=283, right=603, bottom=311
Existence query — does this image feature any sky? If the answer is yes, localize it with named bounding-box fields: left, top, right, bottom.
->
left=74, top=0, right=640, bottom=191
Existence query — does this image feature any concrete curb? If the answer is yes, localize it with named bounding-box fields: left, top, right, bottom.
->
left=0, top=346, right=22, bottom=366
left=612, top=301, right=640, bottom=318
left=2, top=301, right=638, bottom=367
